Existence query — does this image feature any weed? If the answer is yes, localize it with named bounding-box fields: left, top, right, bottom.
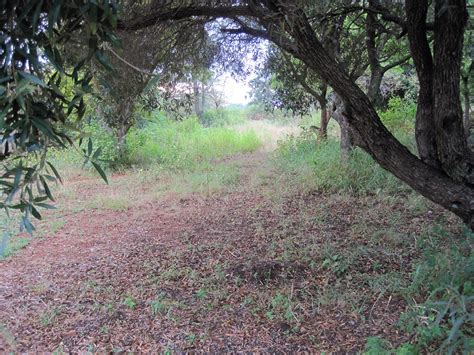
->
left=267, top=292, right=296, bottom=322
left=363, top=337, right=390, bottom=354
left=38, top=308, right=61, bottom=326
left=150, top=293, right=175, bottom=315
left=196, top=288, right=207, bottom=301
left=186, top=332, right=197, bottom=345
left=123, top=297, right=137, bottom=310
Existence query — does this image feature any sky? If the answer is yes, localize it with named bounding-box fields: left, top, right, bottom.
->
left=215, top=73, right=252, bottom=105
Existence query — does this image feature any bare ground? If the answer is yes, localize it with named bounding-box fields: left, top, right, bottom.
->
left=0, top=152, right=457, bottom=352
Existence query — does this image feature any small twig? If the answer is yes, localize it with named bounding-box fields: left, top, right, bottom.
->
left=102, top=43, right=157, bottom=76
left=369, top=289, right=385, bottom=321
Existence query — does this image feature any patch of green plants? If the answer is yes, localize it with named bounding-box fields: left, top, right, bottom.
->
left=122, top=296, right=137, bottom=310
left=126, top=114, right=261, bottom=169
left=38, top=307, right=61, bottom=327
left=150, top=293, right=174, bottom=315
left=276, top=138, right=405, bottom=195
left=200, top=106, right=247, bottom=127
left=364, top=226, right=474, bottom=353
left=266, top=292, right=296, bottom=323
left=379, top=97, right=416, bottom=134
left=49, top=119, right=119, bottom=169
left=397, top=227, right=474, bottom=353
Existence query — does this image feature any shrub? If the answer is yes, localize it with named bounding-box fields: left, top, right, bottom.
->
left=200, top=106, right=247, bottom=127
left=379, top=97, right=416, bottom=133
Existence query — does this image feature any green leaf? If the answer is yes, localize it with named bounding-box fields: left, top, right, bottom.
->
left=31, top=0, right=44, bottom=30
left=46, top=162, right=63, bottom=183
left=91, top=161, right=108, bottom=184
left=18, top=71, right=47, bottom=88
left=40, top=176, right=54, bottom=201
left=95, top=50, right=114, bottom=71
left=144, top=75, right=160, bottom=92
left=21, top=216, right=35, bottom=234
left=92, top=147, right=102, bottom=160
left=35, top=202, right=56, bottom=210
left=87, top=137, right=93, bottom=156
left=30, top=205, right=42, bottom=220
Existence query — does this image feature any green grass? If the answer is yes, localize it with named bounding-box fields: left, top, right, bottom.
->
left=276, top=137, right=405, bottom=195
left=126, top=115, right=261, bottom=169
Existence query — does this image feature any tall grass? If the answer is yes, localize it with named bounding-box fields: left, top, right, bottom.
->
left=274, top=97, right=419, bottom=195
left=126, top=114, right=261, bottom=169
left=276, top=137, right=405, bottom=194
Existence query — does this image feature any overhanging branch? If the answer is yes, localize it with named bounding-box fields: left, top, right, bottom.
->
left=118, top=6, right=254, bottom=31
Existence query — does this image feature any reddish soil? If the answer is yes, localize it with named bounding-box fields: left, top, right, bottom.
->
left=0, top=153, right=442, bottom=352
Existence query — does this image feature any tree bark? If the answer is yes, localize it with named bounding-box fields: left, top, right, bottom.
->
left=405, top=0, right=440, bottom=169
left=432, top=0, right=473, bottom=184
left=319, top=100, right=329, bottom=140
left=462, top=73, right=471, bottom=138
left=367, top=68, right=384, bottom=108
left=330, top=95, right=354, bottom=159
left=366, top=1, right=384, bottom=108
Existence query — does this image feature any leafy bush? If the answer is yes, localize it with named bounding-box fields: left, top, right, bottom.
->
left=126, top=114, right=261, bottom=169
left=200, top=107, right=247, bottom=127
left=365, top=226, right=474, bottom=353
left=379, top=97, right=417, bottom=133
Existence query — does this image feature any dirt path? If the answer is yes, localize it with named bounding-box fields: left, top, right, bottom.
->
left=0, top=152, right=417, bottom=352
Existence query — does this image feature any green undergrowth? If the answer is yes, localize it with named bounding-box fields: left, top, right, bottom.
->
left=276, top=137, right=405, bottom=195
left=363, top=226, right=473, bottom=354
left=273, top=103, right=472, bottom=352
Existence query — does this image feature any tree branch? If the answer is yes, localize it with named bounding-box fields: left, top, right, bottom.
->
left=382, top=54, right=411, bottom=73
left=117, top=6, right=254, bottom=31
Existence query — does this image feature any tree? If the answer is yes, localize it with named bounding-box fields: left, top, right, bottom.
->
left=0, top=0, right=116, bottom=229
left=117, top=0, right=474, bottom=227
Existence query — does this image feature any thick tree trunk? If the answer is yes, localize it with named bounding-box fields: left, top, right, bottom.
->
left=367, top=68, right=384, bottom=108
left=330, top=95, right=354, bottom=160
left=433, top=0, right=473, bottom=184
left=405, top=0, right=440, bottom=169
left=114, top=100, right=134, bottom=163
left=463, top=74, right=471, bottom=138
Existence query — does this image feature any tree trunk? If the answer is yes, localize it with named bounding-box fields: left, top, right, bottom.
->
left=405, top=0, right=440, bottom=170
left=366, top=2, right=384, bottom=108
left=462, top=74, right=471, bottom=138
left=193, top=80, right=204, bottom=121
left=367, top=68, right=384, bottom=108
left=114, top=100, right=134, bottom=164
left=319, top=100, right=329, bottom=140
left=330, top=95, right=353, bottom=160
left=319, top=83, right=330, bottom=140
left=432, top=0, right=473, bottom=184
